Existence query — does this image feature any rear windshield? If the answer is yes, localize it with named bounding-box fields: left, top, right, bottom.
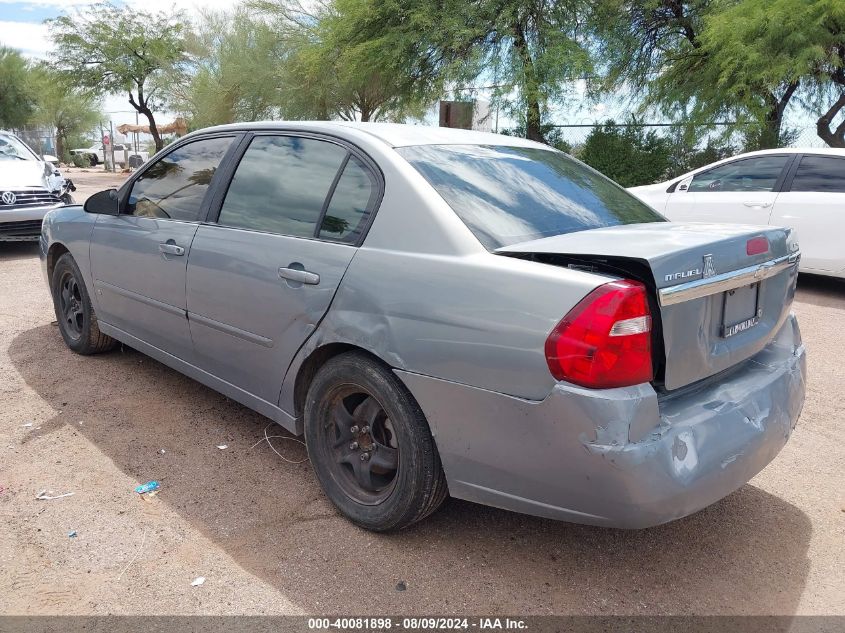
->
left=397, top=144, right=665, bottom=249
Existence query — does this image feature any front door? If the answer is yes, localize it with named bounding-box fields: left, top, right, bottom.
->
left=186, top=133, right=380, bottom=406
left=89, top=135, right=237, bottom=361
left=664, top=155, right=792, bottom=224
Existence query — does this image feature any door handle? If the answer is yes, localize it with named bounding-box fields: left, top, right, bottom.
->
left=158, top=242, right=185, bottom=256
left=743, top=201, right=772, bottom=208
left=278, top=266, right=320, bottom=285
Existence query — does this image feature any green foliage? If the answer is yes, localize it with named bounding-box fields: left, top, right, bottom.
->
left=27, top=65, right=101, bottom=159
left=501, top=123, right=573, bottom=153
left=590, top=1, right=799, bottom=149
left=700, top=0, right=845, bottom=147
left=175, top=8, right=283, bottom=127
left=250, top=0, right=436, bottom=122
left=71, top=154, right=91, bottom=168
left=580, top=120, right=672, bottom=186
left=0, top=45, right=35, bottom=128
left=49, top=2, right=187, bottom=150
left=274, top=0, right=592, bottom=136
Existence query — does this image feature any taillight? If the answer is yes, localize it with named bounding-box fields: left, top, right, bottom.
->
left=746, top=236, right=769, bottom=256
left=545, top=280, right=653, bottom=389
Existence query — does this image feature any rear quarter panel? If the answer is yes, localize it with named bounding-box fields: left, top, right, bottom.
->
left=286, top=249, right=610, bottom=404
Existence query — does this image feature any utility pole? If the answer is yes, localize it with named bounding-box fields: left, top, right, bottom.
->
left=109, top=120, right=116, bottom=172
left=98, top=121, right=106, bottom=171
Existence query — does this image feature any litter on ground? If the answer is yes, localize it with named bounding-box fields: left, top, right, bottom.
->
left=36, top=490, right=74, bottom=501
left=134, top=481, right=160, bottom=495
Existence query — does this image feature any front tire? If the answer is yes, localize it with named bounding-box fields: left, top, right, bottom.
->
left=50, top=253, right=117, bottom=354
left=304, top=352, right=448, bottom=531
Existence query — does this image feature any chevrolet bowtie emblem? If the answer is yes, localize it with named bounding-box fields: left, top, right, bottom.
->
left=702, top=254, right=716, bottom=279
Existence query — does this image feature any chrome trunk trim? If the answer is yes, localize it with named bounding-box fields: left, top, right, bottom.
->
left=658, top=254, right=798, bottom=307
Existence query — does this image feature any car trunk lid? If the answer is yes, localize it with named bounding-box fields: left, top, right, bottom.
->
left=498, top=222, right=800, bottom=390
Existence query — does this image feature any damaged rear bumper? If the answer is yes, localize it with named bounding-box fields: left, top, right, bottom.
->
left=395, top=314, right=806, bottom=529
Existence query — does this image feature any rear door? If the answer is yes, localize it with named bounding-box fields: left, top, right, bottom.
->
left=89, top=135, right=237, bottom=361
left=186, top=133, right=381, bottom=405
left=770, top=154, right=845, bottom=273
left=664, top=155, right=793, bottom=224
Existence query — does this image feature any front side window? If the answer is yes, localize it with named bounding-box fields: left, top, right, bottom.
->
left=790, top=155, right=845, bottom=193
left=397, top=144, right=664, bottom=250
left=688, top=156, right=790, bottom=193
left=126, top=136, right=233, bottom=221
left=218, top=135, right=355, bottom=239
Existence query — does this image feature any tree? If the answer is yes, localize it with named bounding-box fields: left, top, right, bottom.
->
left=49, top=2, right=187, bottom=151
left=470, top=0, right=593, bottom=142
left=700, top=0, right=845, bottom=147
left=174, top=9, right=283, bottom=128
left=251, top=0, right=435, bottom=122
left=272, top=0, right=592, bottom=140
left=501, top=122, right=572, bottom=152
left=591, top=1, right=800, bottom=149
left=580, top=119, right=672, bottom=186
left=28, top=65, right=101, bottom=160
left=0, top=45, right=35, bottom=128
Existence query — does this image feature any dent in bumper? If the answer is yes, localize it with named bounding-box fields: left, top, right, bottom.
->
left=396, top=314, right=806, bottom=529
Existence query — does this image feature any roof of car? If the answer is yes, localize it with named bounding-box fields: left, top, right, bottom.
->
left=721, top=147, right=845, bottom=158
left=197, top=121, right=545, bottom=149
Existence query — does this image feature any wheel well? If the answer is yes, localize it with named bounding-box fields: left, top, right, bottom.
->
left=46, top=243, right=70, bottom=281
left=293, top=343, right=387, bottom=418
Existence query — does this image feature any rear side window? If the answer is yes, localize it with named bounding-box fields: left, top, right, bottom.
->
left=688, top=156, right=789, bottom=193
left=318, top=155, right=377, bottom=242
left=126, top=136, right=233, bottom=221
left=397, top=144, right=664, bottom=250
left=790, top=155, right=845, bottom=193
left=218, top=135, right=348, bottom=238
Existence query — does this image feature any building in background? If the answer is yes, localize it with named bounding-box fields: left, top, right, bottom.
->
left=439, top=100, right=492, bottom=133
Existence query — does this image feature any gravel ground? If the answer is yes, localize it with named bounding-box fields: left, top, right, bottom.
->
left=1, top=175, right=843, bottom=615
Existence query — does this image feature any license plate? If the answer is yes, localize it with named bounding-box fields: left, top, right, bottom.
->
left=721, top=282, right=761, bottom=338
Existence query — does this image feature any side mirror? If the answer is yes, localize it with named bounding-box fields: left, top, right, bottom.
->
left=84, top=189, right=120, bottom=215
left=43, top=154, right=59, bottom=164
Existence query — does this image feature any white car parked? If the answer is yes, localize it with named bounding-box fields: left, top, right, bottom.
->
left=629, top=148, right=845, bottom=278
left=69, top=143, right=149, bottom=168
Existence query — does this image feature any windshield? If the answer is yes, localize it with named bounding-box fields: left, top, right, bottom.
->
left=397, top=144, right=666, bottom=250
left=0, top=134, right=38, bottom=161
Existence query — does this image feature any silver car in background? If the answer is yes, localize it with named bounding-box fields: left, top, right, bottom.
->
left=1, top=130, right=74, bottom=242
left=39, top=122, right=806, bottom=531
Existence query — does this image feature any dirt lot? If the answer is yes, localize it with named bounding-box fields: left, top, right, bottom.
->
left=1, top=176, right=843, bottom=615
left=64, top=168, right=129, bottom=204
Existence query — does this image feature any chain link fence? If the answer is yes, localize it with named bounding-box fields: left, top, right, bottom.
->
left=9, top=128, right=57, bottom=156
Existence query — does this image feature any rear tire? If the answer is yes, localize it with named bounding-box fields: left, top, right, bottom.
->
left=89, top=154, right=98, bottom=166
left=304, top=352, right=448, bottom=531
left=50, top=253, right=117, bottom=355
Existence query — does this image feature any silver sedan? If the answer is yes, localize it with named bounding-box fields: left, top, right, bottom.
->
left=40, top=122, right=806, bottom=531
